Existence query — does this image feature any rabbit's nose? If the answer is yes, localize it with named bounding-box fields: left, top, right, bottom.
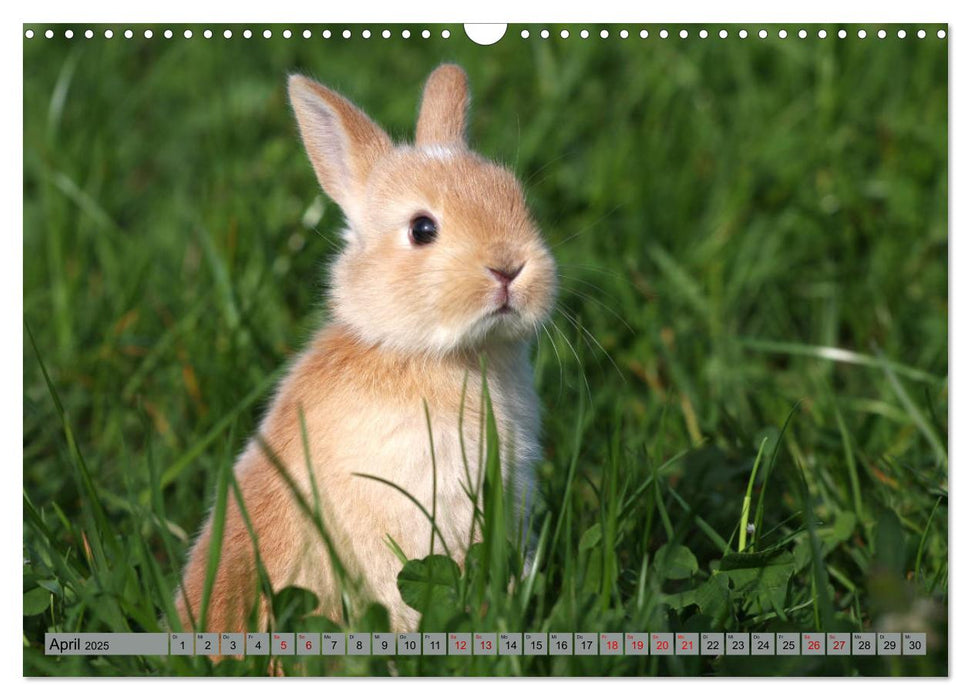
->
left=487, top=263, right=525, bottom=286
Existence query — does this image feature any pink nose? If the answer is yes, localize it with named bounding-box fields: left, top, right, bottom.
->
left=488, top=264, right=524, bottom=286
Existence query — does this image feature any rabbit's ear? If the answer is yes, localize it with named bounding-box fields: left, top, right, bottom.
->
left=288, top=75, right=391, bottom=225
left=416, top=64, right=469, bottom=146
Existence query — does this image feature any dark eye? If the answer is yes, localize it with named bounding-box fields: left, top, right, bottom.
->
left=409, top=215, right=438, bottom=246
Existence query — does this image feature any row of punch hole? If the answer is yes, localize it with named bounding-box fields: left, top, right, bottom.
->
left=23, top=26, right=948, bottom=41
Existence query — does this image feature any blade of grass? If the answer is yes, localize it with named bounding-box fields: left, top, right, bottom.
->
left=738, top=436, right=767, bottom=552
left=739, top=337, right=944, bottom=385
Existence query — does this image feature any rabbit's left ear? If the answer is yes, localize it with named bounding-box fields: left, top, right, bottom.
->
left=416, top=64, right=469, bottom=146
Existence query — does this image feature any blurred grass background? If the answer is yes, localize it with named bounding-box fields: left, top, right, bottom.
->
left=23, top=23, right=947, bottom=676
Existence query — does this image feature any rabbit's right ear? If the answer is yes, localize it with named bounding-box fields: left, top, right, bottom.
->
left=288, top=75, right=392, bottom=227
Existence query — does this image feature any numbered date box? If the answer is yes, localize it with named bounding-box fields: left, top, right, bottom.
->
left=878, top=632, right=901, bottom=656
left=246, top=633, right=269, bottom=656
left=625, top=632, right=649, bottom=655
left=321, top=633, right=345, bottom=656
left=675, top=633, right=699, bottom=656
left=195, top=633, right=218, bottom=656
left=651, top=633, right=673, bottom=656
left=272, top=633, right=295, bottom=656
left=296, top=632, right=319, bottom=656
left=499, top=633, right=523, bottom=655
left=474, top=633, right=497, bottom=655
left=776, top=633, right=799, bottom=656
left=600, top=633, right=623, bottom=656
left=802, top=633, right=824, bottom=656
left=422, top=633, right=446, bottom=656
left=524, top=633, right=548, bottom=655
left=828, top=633, right=850, bottom=656
left=347, top=633, right=371, bottom=655
left=751, top=633, right=773, bottom=655
left=449, top=633, right=471, bottom=656
left=170, top=633, right=194, bottom=656
left=852, top=633, right=876, bottom=656
left=701, top=632, right=724, bottom=656
left=397, top=633, right=421, bottom=655
left=549, top=633, right=573, bottom=655
left=726, top=632, right=749, bottom=656
left=220, top=633, right=244, bottom=656
left=903, top=633, right=926, bottom=656
left=574, top=633, right=597, bottom=656
left=372, top=633, right=395, bottom=655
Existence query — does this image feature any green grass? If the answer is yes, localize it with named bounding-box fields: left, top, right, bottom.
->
left=23, top=23, right=947, bottom=676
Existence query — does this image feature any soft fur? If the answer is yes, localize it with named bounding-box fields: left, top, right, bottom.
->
left=176, top=65, right=556, bottom=632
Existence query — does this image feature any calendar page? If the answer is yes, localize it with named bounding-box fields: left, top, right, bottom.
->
left=22, top=14, right=948, bottom=679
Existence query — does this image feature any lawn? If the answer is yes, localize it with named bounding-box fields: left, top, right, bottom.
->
left=23, top=23, right=948, bottom=676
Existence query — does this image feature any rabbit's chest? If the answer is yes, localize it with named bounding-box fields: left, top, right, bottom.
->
left=316, top=380, right=539, bottom=557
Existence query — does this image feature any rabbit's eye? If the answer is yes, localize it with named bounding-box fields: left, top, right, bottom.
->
left=409, top=215, right=438, bottom=246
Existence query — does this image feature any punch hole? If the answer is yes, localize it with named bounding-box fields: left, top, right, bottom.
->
left=778, top=29, right=787, bottom=38
left=659, top=29, right=668, bottom=39
left=124, top=29, right=133, bottom=39
left=322, top=30, right=331, bottom=38
left=422, top=29, right=430, bottom=38
left=304, top=29, right=312, bottom=39
left=441, top=29, right=450, bottom=38
left=600, top=29, right=608, bottom=39
left=898, top=29, right=906, bottom=38
left=382, top=29, right=390, bottom=39
left=284, top=29, right=293, bottom=39
left=818, top=29, right=827, bottom=38
left=342, top=29, right=350, bottom=39
left=65, top=29, right=74, bottom=39
left=24, top=29, right=33, bottom=38
left=561, top=29, right=570, bottom=39
left=640, top=29, right=649, bottom=39
left=144, top=29, right=153, bottom=39
left=402, top=29, right=410, bottom=38
left=838, top=29, right=847, bottom=38
left=937, top=29, right=945, bottom=38
left=464, top=24, right=506, bottom=45
left=699, top=29, right=708, bottom=39
left=580, top=29, right=589, bottom=39
left=798, top=29, right=807, bottom=38
left=224, top=30, right=232, bottom=39
left=758, top=29, right=767, bottom=39
left=858, top=29, right=867, bottom=39
left=917, top=29, right=926, bottom=38
left=877, top=29, right=886, bottom=39
left=204, top=29, right=212, bottom=39
left=44, top=29, right=53, bottom=38
left=244, top=29, right=252, bottom=38
left=718, top=29, right=727, bottom=39
left=361, top=30, right=371, bottom=39
left=679, top=29, right=687, bottom=39
left=738, top=29, right=747, bottom=38
left=541, top=29, right=550, bottom=39
left=104, top=29, right=113, bottom=39
left=164, top=29, right=172, bottom=39
left=620, top=29, right=629, bottom=39
left=520, top=29, right=529, bottom=39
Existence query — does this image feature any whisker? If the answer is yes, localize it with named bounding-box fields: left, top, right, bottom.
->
left=539, top=319, right=565, bottom=401
left=549, top=316, right=594, bottom=409
left=557, top=285, right=636, bottom=335
left=557, top=307, right=627, bottom=386
left=551, top=204, right=624, bottom=251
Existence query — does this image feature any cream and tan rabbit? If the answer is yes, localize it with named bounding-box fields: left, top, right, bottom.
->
left=175, top=64, right=556, bottom=633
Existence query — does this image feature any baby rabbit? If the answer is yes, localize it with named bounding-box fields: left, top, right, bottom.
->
left=175, top=64, right=556, bottom=633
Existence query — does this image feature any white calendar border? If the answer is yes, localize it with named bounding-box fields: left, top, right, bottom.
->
left=6, top=0, right=960, bottom=696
